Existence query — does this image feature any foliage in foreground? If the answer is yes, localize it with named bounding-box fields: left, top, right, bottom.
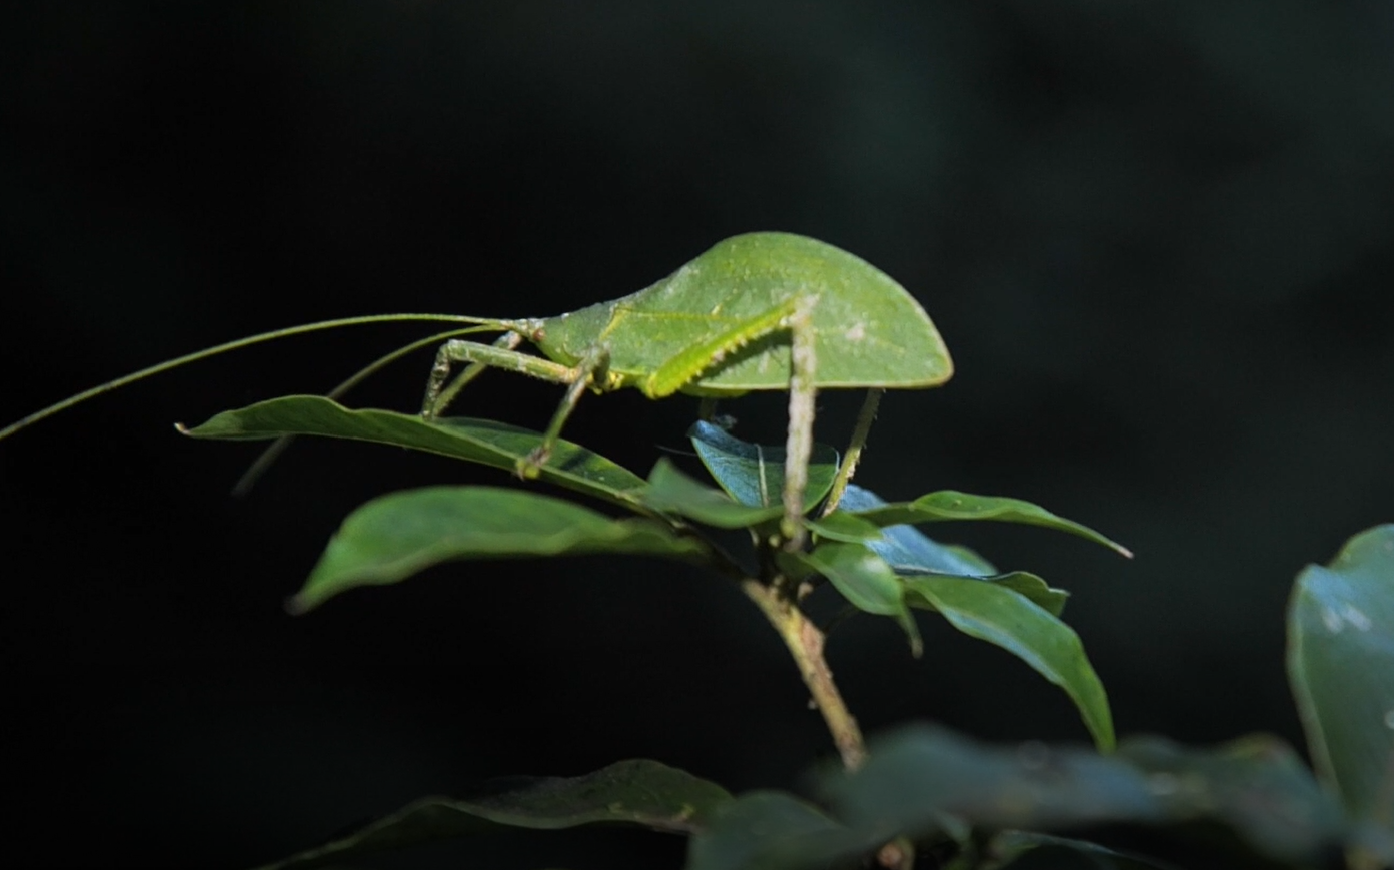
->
left=181, top=396, right=1394, bottom=870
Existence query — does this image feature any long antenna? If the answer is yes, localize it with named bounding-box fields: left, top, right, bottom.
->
left=0, top=313, right=499, bottom=441
left=230, top=325, right=484, bottom=495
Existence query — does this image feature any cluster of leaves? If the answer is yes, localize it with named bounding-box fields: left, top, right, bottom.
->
left=184, top=396, right=1394, bottom=870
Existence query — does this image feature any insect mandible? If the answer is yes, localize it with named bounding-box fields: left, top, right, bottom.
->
left=0, top=231, right=953, bottom=548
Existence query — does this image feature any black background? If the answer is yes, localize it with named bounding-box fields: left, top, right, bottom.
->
left=1, top=3, right=1392, bottom=868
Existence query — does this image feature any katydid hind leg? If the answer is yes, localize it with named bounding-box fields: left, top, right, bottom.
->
left=781, top=295, right=819, bottom=550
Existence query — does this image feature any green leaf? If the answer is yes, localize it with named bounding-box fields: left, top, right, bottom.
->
left=641, top=458, right=783, bottom=528
left=1116, top=734, right=1345, bottom=867
left=685, top=791, right=876, bottom=870
left=822, top=724, right=1158, bottom=839
left=834, top=484, right=998, bottom=577
left=976, top=831, right=1177, bottom=870
left=901, top=576, right=1113, bottom=751
left=1288, top=523, right=1394, bottom=865
left=253, top=759, right=733, bottom=870
left=850, top=490, right=1132, bottom=559
left=821, top=725, right=1341, bottom=866
left=180, top=395, right=646, bottom=508
left=687, top=420, right=839, bottom=510
left=796, top=542, right=922, bottom=656
left=292, top=486, right=706, bottom=613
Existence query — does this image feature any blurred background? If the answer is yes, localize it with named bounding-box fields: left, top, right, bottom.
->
left=1, top=2, right=1391, bottom=867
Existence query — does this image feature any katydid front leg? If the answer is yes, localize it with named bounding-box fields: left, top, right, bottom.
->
left=421, top=333, right=611, bottom=478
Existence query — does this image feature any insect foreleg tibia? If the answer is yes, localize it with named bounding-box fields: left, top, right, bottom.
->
left=421, top=334, right=572, bottom=419
left=781, top=295, right=819, bottom=550
left=423, top=332, right=525, bottom=419
left=519, top=343, right=612, bottom=479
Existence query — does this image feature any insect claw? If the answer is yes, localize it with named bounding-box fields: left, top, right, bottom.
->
left=515, top=446, right=549, bottom=480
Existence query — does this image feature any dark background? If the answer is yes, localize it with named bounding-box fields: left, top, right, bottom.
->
left=1, top=2, right=1391, bottom=868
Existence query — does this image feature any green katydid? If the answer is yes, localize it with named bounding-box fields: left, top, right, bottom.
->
left=0, top=231, right=952, bottom=546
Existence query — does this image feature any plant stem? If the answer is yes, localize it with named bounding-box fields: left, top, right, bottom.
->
left=743, top=576, right=914, bottom=870
left=742, top=578, right=866, bottom=770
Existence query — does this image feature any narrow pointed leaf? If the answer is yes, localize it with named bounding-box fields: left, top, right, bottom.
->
left=851, top=490, right=1132, bottom=558
left=1288, top=523, right=1394, bottom=861
left=254, top=759, right=733, bottom=870
left=797, top=542, right=922, bottom=655
left=902, top=576, right=1113, bottom=750
left=641, top=459, right=783, bottom=528
left=835, top=484, right=997, bottom=577
left=180, top=395, right=646, bottom=507
left=292, top=486, right=706, bottom=612
left=688, top=420, right=839, bottom=509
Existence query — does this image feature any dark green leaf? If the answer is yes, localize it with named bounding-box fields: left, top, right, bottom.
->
left=686, top=791, right=875, bottom=870
left=901, top=576, right=1112, bottom=750
left=835, top=484, right=997, bottom=576
left=1288, top=524, right=1394, bottom=866
left=797, top=542, right=922, bottom=656
left=850, top=490, right=1132, bottom=559
left=292, top=486, right=706, bottom=613
left=978, top=831, right=1178, bottom=870
left=180, top=395, right=645, bottom=508
left=1116, top=734, right=1345, bottom=866
left=823, top=724, right=1158, bottom=839
left=688, top=420, right=839, bottom=509
left=821, top=725, right=1342, bottom=867
left=642, top=458, right=783, bottom=528
left=254, top=759, right=733, bottom=870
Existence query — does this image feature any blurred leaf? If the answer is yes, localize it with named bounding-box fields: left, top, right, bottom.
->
left=685, top=791, right=876, bottom=870
left=180, top=395, right=645, bottom=508
left=642, top=458, right=783, bottom=528
left=1117, top=734, right=1345, bottom=866
left=973, top=831, right=1177, bottom=869
left=687, top=419, right=839, bottom=509
left=901, top=576, right=1113, bottom=751
left=834, top=484, right=997, bottom=576
left=292, top=486, right=706, bottom=612
left=253, top=759, right=733, bottom=870
left=821, top=725, right=1340, bottom=866
left=850, top=490, right=1132, bottom=559
left=1287, top=524, right=1394, bottom=867
left=822, top=724, right=1157, bottom=839
left=796, top=542, right=922, bottom=656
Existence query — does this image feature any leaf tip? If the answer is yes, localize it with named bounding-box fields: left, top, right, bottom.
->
left=173, top=421, right=190, bottom=435
left=284, top=593, right=314, bottom=616
left=1115, top=543, right=1134, bottom=560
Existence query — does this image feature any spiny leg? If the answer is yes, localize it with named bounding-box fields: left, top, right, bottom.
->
left=417, top=336, right=596, bottom=477
left=820, top=387, right=884, bottom=516
left=422, top=332, right=533, bottom=418
left=780, top=295, right=819, bottom=550
left=520, top=343, right=611, bottom=479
